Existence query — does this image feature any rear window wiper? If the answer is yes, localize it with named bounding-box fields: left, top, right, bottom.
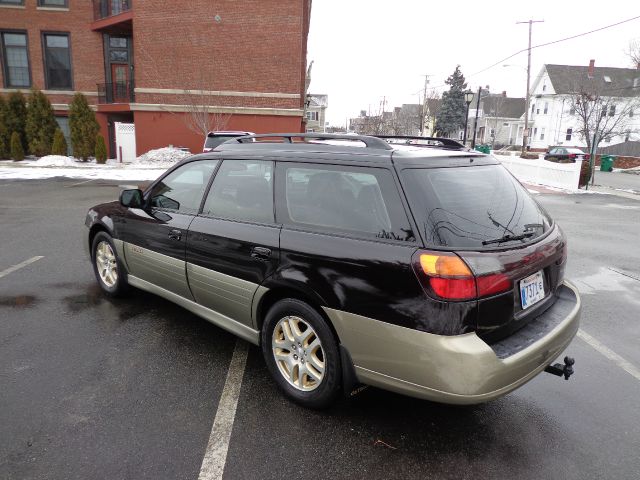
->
left=482, top=231, right=535, bottom=246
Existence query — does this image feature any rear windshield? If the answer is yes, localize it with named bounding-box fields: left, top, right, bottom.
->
left=401, top=165, right=552, bottom=249
left=205, top=135, right=238, bottom=149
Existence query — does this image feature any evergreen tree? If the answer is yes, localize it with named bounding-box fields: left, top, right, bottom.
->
left=69, top=93, right=99, bottom=160
left=0, top=95, right=9, bottom=159
left=51, top=128, right=68, bottom=156
left=10, top=131, right=24, bottom=161
left=6, top=91, right=27, bottom=153
left=95, top=134, right=107, bottom=164
left=434, top=66, right=468, bottom=138
left=26, top=89, right=58, bottom=157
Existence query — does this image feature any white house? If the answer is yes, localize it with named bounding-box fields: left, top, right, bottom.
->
left=305, top=94, right=328, bottom=132
left=527, top=61, right=640, bottom=150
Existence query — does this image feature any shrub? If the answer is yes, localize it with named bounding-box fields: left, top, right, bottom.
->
left=6, top=92, right=27, bottom=153
left=51, top=128, right=68, bottom=156
left=0, top=95, right=9, bottom=158
left=69, top=93, right=99, bottom=160
left=95, top=134, right=107, bottom=164
left=10, top=131, right=24, bottom=161
left=26, top=89, right=57, bottom=157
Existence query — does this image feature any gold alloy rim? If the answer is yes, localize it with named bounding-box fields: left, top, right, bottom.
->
left=95, top=241, right=118, bottom=288
left=272, top=315, right=325, bottom=391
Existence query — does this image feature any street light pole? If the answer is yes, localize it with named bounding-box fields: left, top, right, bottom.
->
left=471, top=86, right=482, bottom=149
left=517, top=19, right=544, bottom=155
left=462, top=91, right=474, bottom=146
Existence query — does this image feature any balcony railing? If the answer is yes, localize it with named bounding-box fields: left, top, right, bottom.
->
left=97, top=81, right=135, bottom=104
left=93, top=0, right=131, bottom=21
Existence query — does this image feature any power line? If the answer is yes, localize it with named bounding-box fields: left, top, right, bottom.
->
left=424, top=14, right=640, bottom=92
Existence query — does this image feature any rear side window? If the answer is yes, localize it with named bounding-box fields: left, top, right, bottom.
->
left=401, top=165, right=552, bottom=249
left=279, top=164, right=415, bottom=242
left=201, top=159, right=274, bottom=224
left=149, top=160, right=218, bottom=214
left=204, top=135, right=236, bottom=149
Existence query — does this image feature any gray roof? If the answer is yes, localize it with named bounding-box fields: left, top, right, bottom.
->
left=545, top=64, right=640, bottom=98
left=480, top=95, right=526, bottom=119
left=309, top=94, right=328, bottom=107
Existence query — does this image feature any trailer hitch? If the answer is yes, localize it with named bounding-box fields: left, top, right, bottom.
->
left=545, top=356, right=575, bottom=380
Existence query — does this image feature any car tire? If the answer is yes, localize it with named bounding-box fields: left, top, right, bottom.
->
left=91, top=231, right=129, bottom=297
left=261, top=299, right=341, bottom=409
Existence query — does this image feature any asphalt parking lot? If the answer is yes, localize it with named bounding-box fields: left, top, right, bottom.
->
left=1, top=177, right=640, bottom=480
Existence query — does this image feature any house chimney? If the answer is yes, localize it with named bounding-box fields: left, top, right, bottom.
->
left=502, top=91, right=507, bottom=97
left=588, top=59, right=595, bottom=78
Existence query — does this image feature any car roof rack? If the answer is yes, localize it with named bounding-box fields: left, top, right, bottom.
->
left=375, top=135, right=466, bottom=150
left=229, top=133, right=393, bottom=151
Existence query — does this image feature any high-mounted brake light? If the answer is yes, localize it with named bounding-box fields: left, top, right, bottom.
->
left=413, top=251, right=512, bottom=301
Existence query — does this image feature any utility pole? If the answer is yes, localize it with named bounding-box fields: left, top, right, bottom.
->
left=471, top=86, right=482, bottom=148
left=421, top=74, right=430, bottom=135
left=516, top=19, right=544, bottom=155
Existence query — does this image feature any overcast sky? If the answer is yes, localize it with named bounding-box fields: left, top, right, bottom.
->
left=306, top=1, right=640, bottom=127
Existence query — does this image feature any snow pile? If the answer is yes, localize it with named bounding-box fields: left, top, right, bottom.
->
left=32, top=155, right=79, bottom=167
left=134, top=147, right=191, bottom=166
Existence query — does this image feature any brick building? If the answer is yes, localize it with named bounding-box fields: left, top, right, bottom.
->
left=0, top=0, right=311, bottom=156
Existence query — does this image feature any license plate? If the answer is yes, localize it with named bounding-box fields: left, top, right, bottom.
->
left=520, top=271, right=545, bottom=310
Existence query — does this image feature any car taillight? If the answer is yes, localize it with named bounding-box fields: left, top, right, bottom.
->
left=412, top=251, right=513, bottom=301
left=569, top=154, right=576, bottom=159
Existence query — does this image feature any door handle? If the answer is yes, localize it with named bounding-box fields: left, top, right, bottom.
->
left=251, top=246, right=271, bottom=259
left=168, top=229, right=182, bottom=241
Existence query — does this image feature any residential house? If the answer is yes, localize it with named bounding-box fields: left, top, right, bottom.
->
left=465, top=91, right=525, bottom=147
left=527, top=61, right=640, bottom=151
left=305, top=93, right=327, bottom=132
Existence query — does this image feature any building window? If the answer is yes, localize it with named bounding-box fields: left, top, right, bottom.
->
left=566, top=128, right=572, bottom=141
left=543, top=102, right=549, bottom=114
left=533, top=127, right=538, bottom=138
left=531, top=103, right=535, bottom=114
left=536, top=107, right=540, bottom=115
left=0, top=0, right=25, bottom=5
left=609, top=105, right=616, bottom=117
left=42, top=33, right=72, bottom=89
left=503, top=122, right=509, bottom=127
left=540, top=128, right=545, bottom=140
left=38, top=0, right=68, bottom=6
left=630, top=109, right=634, bottom=118
left=542, top=83, right=547, bottom=92
left=0, top=31, right=30, bottom=87
left=306, top=111, right=318, bottom=121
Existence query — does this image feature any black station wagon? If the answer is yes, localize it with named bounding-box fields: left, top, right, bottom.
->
left=85, top=134, right=580, bottom=408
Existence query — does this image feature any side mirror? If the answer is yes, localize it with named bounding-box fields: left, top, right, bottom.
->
left=120, top=189, right=143, bottom=208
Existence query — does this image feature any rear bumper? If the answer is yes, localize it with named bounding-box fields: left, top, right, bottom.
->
left=324, top=280, right=580, bottom=405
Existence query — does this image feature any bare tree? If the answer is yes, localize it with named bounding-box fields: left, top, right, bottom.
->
left=626, top=38, right=640, bottom=68
left=567, top=80, right=639, bottom=153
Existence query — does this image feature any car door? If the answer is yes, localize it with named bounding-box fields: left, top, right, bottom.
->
left=545, top=148, right=557, bottom=160
left=186, top=159, right=280, bottom=328
left=120, top=159, right=219, bottom=299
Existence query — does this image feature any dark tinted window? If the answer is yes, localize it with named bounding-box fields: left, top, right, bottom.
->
left=202, top=160, right=273, bottom=223
left=1, top=31, right=30, bottom=87
left=402, top=165, right=552, bottom=249
left=281, top=164, right=415, bottom=242
left=149, top=160, right=218, bottom=214
left=43, top=33, right=72, bottom=89
left=205, top=135, right=238, bottom=149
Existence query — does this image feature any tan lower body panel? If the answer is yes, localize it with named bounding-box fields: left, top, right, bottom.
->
left=128, top=274, right=260, bottom=345
left=123, top=242, right=193, bottom=300
left=323, top=281, right=581, bottom=405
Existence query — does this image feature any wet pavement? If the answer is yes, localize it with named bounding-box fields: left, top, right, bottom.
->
left=1, top=178, right=639, bottom=479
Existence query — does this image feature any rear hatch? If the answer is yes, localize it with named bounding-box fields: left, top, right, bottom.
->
left=401, top=163, right=567, bottom=341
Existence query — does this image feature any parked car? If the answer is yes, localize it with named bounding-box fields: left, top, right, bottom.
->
left=544, top=147, right=590, bottom=163
left=85, top=133, right=580, bottom=408
left=202, top=131, right=254, bottom=152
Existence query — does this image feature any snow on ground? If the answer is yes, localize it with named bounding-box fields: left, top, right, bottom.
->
left=133, top=147, right=191, bottom=167
left=31, top=155, right=81, bottom=167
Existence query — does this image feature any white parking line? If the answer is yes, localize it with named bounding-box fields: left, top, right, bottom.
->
left=578, top=329, right=640, bottom=382
left=0, top=256, right=44, bottom=280
left=198, top=340, right=249, bottom=480
left=64, top=179, right=96, bottom=188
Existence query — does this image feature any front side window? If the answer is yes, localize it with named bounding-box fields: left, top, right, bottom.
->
left=202, top=160, right=274, bottom=224
left=280, top=164, right=415, bottom=242
left=0, top=31, right=30, bottom=87
left=149, top=160, right=219, bottom=214
left=43, top=33, right=72, bottom=89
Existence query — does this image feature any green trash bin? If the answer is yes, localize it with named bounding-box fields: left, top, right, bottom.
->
left=600, top=155, right=615, bottom=172
left=475, top=144, right=491, bottom=154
